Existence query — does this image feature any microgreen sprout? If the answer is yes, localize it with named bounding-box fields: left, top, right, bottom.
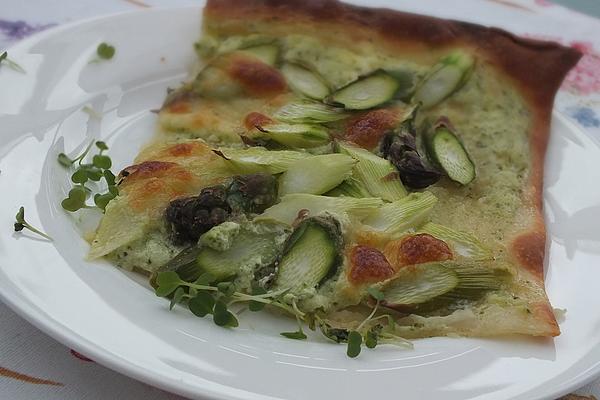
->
left=13, top=206, right=52, bottom=240
left=0, top=51, right=26, bottom=73
left=154, top=271, right=294, bottom=329
left=59, top=140, right=118, bottom=213
left=154, top=272, right=411, bottom=357
left=97, top=43, right=115, bottom=59
left=346, top=331, right=363, bottom=358
left=89, top=43, right=115, bottom=63
left=58, top=140, right=94, bottom=167
left=81, top=105, right=102, bottom=119
left=280, top=299, right=307, bottom=340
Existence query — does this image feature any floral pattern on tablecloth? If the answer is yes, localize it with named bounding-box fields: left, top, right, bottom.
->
left=1, top=0, right=600, bottom=399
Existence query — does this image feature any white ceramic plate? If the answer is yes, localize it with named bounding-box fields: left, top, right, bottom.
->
left=2, top=3, right=600, bottom=400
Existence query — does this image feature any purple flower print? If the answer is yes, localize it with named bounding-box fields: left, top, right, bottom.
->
left=0, top=20, right=55, bottom=41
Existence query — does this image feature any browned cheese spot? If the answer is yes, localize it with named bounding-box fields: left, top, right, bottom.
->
left=385, top=233, right=453, bottom=268
left=349, top=245, right=395, bottom=284
left=244, top=112, right=273, bottom=130
left=167, top=142, right=198, bottom=157
left=227, top=55, right=287, bottom=97
left=344, top=108, right=400, bottom=150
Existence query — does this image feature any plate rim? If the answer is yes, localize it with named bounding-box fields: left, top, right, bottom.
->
left=1, top=6, right=599, bottom=400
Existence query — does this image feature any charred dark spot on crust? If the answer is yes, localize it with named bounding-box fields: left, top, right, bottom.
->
left=244, top=112, right=273, bottom=130
left=119, top=161, right=178, bottom=182
left=344, top=108, right=399, bottom=150
left=227, top=55, right=287, bottom=97
left=511, top=231, right=546, bottom=279
left=394, top=234, right=453, bottom=267
left=349, top=245, right=394, bottom=285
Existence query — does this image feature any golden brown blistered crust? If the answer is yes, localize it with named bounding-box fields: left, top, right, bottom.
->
left=384, top=234, right=453, bottom=269
left=118, top=161, right=198, bottom=213
left=244, top=112, right=273, bottom=130
left=226, top=54, right=287, bottom=97
left=204, top=0, right=581, bottom=337
left=118, top=141, right=231, bottom=214
left=511, top=230, right=547, bottom=281
left=348, top=245, right=394, bottom=285
left=343, top=107, right=403, bottom=150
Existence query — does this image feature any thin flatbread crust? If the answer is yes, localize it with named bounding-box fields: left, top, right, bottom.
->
left=94, top=0, right=581, bottom=339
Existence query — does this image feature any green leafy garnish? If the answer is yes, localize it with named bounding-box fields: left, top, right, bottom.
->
left=154, top=271, right=296, bottom=330
left=88, top=43, right=116, bottom=64
left=59, top=140, right=118, bottom=212
left=0, top=51, right=26, bottom=73
left=13, top=206, right=52, bottom=240
left=213, top=300, right=239, bottom=327
left=169, top=287, right=185, bottom=310
left=188, top=292, right=215, bottom=317
left=154, top=263, right=410, bottom=356
left=58, top=141, right=94, bottom=167
left=280, top=330, right=307, bottom=340
left=280, top=298, right=308, bottom=340
left=365, top=329, right=378, bottom=349
left=346, top=331, right=363, bottom=358
left=95, top=42, right=116, bottom=61
left=249, top=285, right=267, bottom=312
left=81, top=106, right=102, bottom=119
left=217, top=281, right=236, bottom=296
left=155, top=271, right=181, bottom=297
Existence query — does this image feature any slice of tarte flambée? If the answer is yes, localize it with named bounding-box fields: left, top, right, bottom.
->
left=90, top=0, right=581, bottom=340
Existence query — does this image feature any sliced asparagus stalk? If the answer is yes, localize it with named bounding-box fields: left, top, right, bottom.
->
left=238, top=44, right=280, bottom=66
left=193, top=64, right=241, bottom=98
left=279, top=154, right=356, bottom=196
left=273, top=101, right=349, bottom=124
left=412, top=50, right=475, bottom=108
left=273, top=216, right=343, bottom=294
left=257, top=193, right=383, bottom=225
left=215, top=147, right=310, bottom=174
left=337, top=141, right=407, bottom=201
left=381, top=262, right=505, bottom=308
left=419, top=223, right=493, bottom=261
left=196, top=227, right=284, bottom=282
left=382, top=263, right=459, bottom=307
left=281, top=62, right=331, bottom=100
left=441, top=264, right=505, bottom=299
left=326, top=70, right=400, bottom=110
left=363, top=192, right=437, bottom=235
left=326, top=176, right=372, bottom=198
left=254, top=122, right=330, bottom=148
left=157, top=245, right=204, bottom=282
left=386, top=68, right=418, bottom=101
left=426, top=118, right=476, bottom=185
